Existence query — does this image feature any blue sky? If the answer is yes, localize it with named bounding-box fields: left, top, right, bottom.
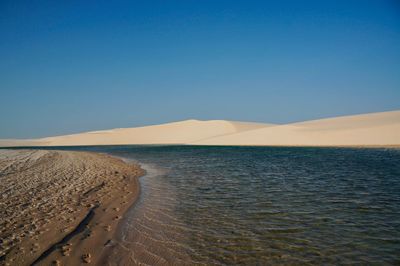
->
left=0, top=0, right=399, bottom=138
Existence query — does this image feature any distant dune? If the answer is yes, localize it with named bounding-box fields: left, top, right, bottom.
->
left=1, top=111, right=399, bottom=147
left=0, top=120, right=270, bottom=147
left=192, top=111, right=400, bottom=146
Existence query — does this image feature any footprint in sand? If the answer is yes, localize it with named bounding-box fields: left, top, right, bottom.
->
left=82, top=253, right=91, bottom=263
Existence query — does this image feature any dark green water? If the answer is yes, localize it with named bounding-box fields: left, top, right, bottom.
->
left=46, top=146, right=400, bottom=264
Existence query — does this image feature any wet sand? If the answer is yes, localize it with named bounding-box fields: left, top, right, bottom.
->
left=0, top=149, right=144, bottom=265
left=101, top=164, right=194, bottom=266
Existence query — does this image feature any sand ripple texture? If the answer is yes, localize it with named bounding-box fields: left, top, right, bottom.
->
left=0, top=149, right=143, bottom=266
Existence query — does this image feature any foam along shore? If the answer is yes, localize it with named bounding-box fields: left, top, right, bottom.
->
left=0, top=110, right=399, bottom=147
left=0, top=149, right=144, bottom=265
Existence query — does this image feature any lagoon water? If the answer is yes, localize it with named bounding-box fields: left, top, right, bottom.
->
left=68, top=146, right=400, bottom=265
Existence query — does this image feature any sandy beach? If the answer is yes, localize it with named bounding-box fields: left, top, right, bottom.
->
left=0, top=149, right=144, bottom=266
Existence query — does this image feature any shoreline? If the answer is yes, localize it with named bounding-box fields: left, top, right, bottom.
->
left=97, top=155, right=148, bottom=264
left=1, top=144, right=399, bottom=150
left=0, top=149, right=144, bottom=265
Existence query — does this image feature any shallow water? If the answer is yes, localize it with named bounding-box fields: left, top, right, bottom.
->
left=65, top=146, right=400, bottom=264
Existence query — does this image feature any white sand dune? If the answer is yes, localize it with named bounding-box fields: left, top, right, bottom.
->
left=0, top=120, right=270, bottom=147
left=191, top=110, right=400, bottom=146
left=40, top=119, right=271, bottom=146
left=0, top=139, right=40, bottom=147
left=0, top=111, right=399, bottom=147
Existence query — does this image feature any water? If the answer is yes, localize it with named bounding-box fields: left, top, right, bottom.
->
left=61, top=146, right=400, bottom=264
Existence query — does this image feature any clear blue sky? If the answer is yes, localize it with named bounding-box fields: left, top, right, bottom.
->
left=1, top=0, right=399, bottom=138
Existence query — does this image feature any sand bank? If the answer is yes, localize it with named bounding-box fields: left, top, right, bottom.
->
left=0, top=150, right=144, bottom=265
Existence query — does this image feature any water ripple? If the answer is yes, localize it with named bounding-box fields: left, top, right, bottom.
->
left=84, top=146, right=400, bottom=265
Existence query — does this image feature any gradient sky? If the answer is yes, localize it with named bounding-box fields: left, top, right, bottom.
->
left=1, top=0, right=399, bottom=138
